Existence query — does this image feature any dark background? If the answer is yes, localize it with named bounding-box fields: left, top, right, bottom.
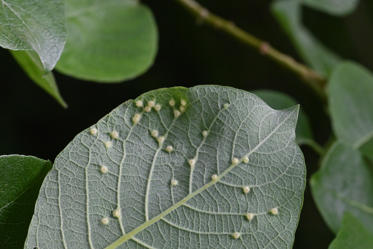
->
left=2, top=0, right=373, bottom=248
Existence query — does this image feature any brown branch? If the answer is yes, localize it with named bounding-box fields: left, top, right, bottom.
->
left=177, top=0, right=327, bottom=99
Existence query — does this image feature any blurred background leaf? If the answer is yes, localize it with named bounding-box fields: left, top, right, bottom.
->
left=329, top=62, right=373, bottom=159
left=328, top=213, right=373, bottom=249
left=303, top=0, right=359, bottom=16
left=56, top=0, right=158, bottom=82
left=311, top=142, right=373, bottom=233
left=0, top=155, right=51, bottom=249
left=11, top=51, right=67, bottom=108
left=271, top=0, right=341, bottom=76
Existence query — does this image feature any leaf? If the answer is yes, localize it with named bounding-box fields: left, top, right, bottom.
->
left=254, top=90, right=313, bottom=145
left=310, top=142, right=373, bottom=234
left=25, top=85, right=306, bottom=249
left=302, top=0, right=359, bottom=16
left=56, top=0, right=158, bottom=82
left=11, top=50, right=67, bottom=108
left=0, top=155, right=51, bottom=249
left=271, top=0, right=341, bottom=76
left=328, top=62, right=373, bottom=159
left=328, top=213, right=373, bottom=249
left=0, top=0, right=66, bottom=71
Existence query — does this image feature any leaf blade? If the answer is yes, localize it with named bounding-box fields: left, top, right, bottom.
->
left=328, top=213, right=373, bottom=249
left=303, top=0, right=359, bottom=16
left=311, top=142, right=373, bottom=233
left=0, top=0, right=66, bottom=70
left=56, top=0, right=158, bottom=82
left=26, top=85, right=306, bottom=249
left=0, top=155, right=51, bottom=249
left=271, top=0, right=340, bottom=76
left=329, top=62, right=373, bottom=158
left=254, top=89, right=314, bottom=145
left=11, top=50, right=67, bottom=108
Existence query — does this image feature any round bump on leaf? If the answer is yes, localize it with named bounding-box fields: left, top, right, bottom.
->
left=101, top=217, right=109, bottom=225
left=242, top=186, right=250, bottom=194
left=232, top=232, right=241, bottom=239
left=165, top=145, right=174, bottom=153
left=100, top=165, right=108, bottom=174
left=90, top=127, right=98, bottom=136
left=270, top=207, right=279, bottom=215
left=171, top=179, right=178, bottom=186
left=104, top=141, right=113, bottom=149
left=110, top=130, right=119, bottom=139
left=135, top=100, right=143, bottom=108
left=132, top=113, right=142, bottom=125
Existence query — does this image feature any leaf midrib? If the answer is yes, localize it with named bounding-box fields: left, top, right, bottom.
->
left=105, top=107, right=296, bottom=249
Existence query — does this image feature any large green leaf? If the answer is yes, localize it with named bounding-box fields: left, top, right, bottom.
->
left=11, top=50, right=67, bottom=108
left=0, top=0, right=66, bottom=70
left=329, top=62, right=373, bottom=158
left=0, top=155, right=51, bottom=249
left=56, top=0, right=158, bottom=82
left=303, top=0, right=359, bottom=16
left=328, top=213, right=373, bottom=249
left=254, top=90, right=313, bottom=145
left=271, top=0, right=340, bottom=77
left=310, top=142, right=373, bottom=233
left=26, top=85, right=306, bottom=249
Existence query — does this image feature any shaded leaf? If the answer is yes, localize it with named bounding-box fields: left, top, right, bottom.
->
left=303, top=0, right=359, bottom=16
left=329, top=62, right=373, bottom=159
left=328, top=213, right=373, bottom=249
left=26, top=86, right=306, bottom=249
left=56, top=0, right=158, bottom=82
left=0, top=155, right=51, bottom=249
left=254, top=90, right=313, bottom=145
left=271, top=0, right=340, bottom=76
left=0, top=0, right=66, bottom=70
left=12, top=50, right=67, bottom=108
left=311, top=142, right=373, bottom=233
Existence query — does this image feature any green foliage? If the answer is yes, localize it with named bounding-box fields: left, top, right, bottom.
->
left=329, top=213, right=373, bottom=249
left=254, top=90, right=313, bottom=145
left=311, top=142, right=373, bottom=233
left=329, top=62, right=373, bottom=159
left=271, top=0, right=340, bottom=76
left=56, top=0, right=158, bottom=82
left=0, top=0, right=66, bottom=71
left=11, top=50, right=67, bottom=108
left=25, top=86, right=306, bottom=249
left=303, top=0, right=359, bottom=16
left=1, top=0, right=157, bottom=106
left=0, top=155, right=51, bottom=249
left=1, top=0, right=373, bottom=247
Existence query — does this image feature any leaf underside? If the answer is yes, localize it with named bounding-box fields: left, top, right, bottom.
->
left=0, top=0, right=66, bottom=70
left=26, top=85, right=306, bottom=249
left=254, top=90, right=313, bottom=145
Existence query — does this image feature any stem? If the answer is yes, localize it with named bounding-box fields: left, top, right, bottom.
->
left=176, top=0, right=327, bottom=99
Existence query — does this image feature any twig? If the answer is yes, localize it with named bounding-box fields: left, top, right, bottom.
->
left=176, top=0, right=327, bottom=99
